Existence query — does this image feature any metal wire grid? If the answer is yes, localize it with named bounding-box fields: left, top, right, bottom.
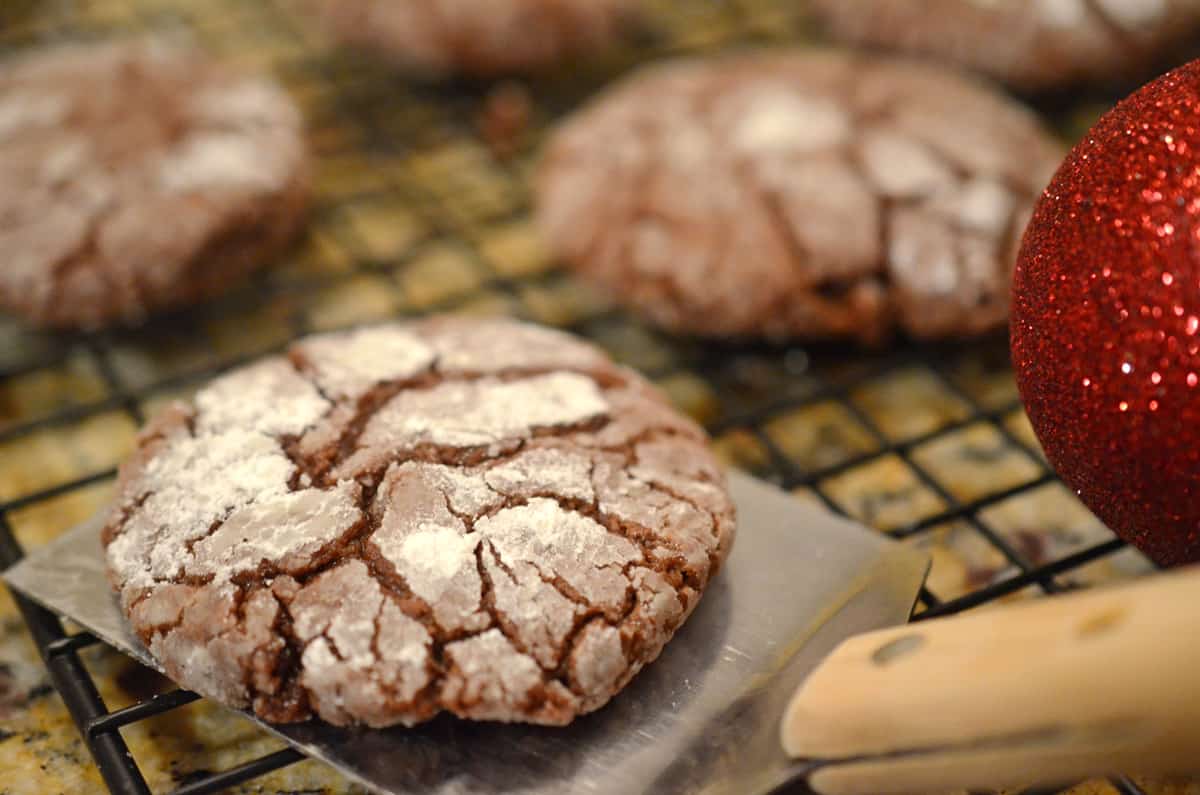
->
left=0, top=1, right=1162, bottom=793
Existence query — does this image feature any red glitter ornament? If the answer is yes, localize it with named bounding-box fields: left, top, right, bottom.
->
left=1013, top=59, right=1200, bottom=566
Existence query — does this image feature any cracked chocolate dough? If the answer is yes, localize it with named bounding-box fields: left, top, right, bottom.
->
left=309, top=0, right=636, bottom=77
left=809, top=0, right=1200, bottom=90
left=103, top=317, right=736, bottom=727
left=0, top=38, right=309, bottom=330
left=535, top=50, right=1064, bottom=344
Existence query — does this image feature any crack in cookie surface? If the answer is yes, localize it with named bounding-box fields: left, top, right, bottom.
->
left=103, top=317, right=735, bottom=727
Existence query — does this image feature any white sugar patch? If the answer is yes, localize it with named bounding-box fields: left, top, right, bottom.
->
left=300, top=639, right=342, bottom=691
left=292, top=558, right=433, bottom=723
left=932, top=178, right=1014, bottom=236
left=298, top=326, right=436, bottom=399
left=428, top=319, right=608, bottom=375
left=407, top=463, right=502, bottom=516
left=194, top=77, right=296, bottom=127
left=476, top=498, right=640, bottom=610
left=147, top=583, right=244, bottom=705
left=1033, top=0, right=1088, bottom=28
left=374, top=462, right=471, bottom=539
left=858, top=129, right=954, bottom=199
left=160, top=131, right=288, bottom=193
left=569, top=623, right=624, bottom=693
left=486, top=447, right=595, bottom=502
left=371, top=464, right=490, bottom=633
left=189, top=479, right=362, bottom=580
left=888, top=209, right=959, bottom=295
left=384, top=527, right=483, bottom=632
left=327, top=602, right=379, bottom=668
left=376, top=599, right=433, bottom=673
left=444, top=629, right=542, bottom=702
left=1094, top=0, right=1164, bottom=28
left=483, top=547, right=577, bottom=669
left=732, top=91, right=849, bottom=155
left=195, top=358, right=330, bottom=437
left=110, top=430, right=295, bottom=588
left=394, top=528, right=478, bottom=585
left=364, top=372, right=609, bottom=450
left=593, top=459, right=714, bottom=579
left=0, top=91, right=69, bottom=142
left=291, top=559, right=380, bottom=644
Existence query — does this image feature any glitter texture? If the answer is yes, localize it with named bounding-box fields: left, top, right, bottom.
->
left=1012, top=59, right=1200, bottom=566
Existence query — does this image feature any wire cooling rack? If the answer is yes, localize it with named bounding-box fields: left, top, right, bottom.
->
left=0, top=1, right=1175, bottom=793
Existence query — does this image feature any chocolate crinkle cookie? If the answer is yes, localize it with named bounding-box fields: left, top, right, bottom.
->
left=0, top=38, right=309, bottom=330
left=536, top=50, right=1064, bottom=344
left=809, top=0, right=1200, bottom=90
left=103, top=317, right=736, bottom=727
left=310, top=0, right=637, bottom=77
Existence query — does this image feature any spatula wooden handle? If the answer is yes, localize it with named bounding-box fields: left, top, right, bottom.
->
left=781, top=566, right=1200, bottom=795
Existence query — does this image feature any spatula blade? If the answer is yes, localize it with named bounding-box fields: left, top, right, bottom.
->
left=4, top=471, right=926, bottom=795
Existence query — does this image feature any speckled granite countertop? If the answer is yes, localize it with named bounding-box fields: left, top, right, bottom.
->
left=1, top=0, right=1197, bottom=793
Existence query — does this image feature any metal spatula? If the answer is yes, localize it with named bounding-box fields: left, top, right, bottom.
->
left=7, top=471, right=1198, bottom=794
left=4, top=472, right=925, bottom=794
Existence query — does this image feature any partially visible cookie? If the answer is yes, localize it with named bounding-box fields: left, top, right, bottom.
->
left=809, top=0, right=1200, bottom=90
left=536, top=50, right=1064, bottom=344
left=0, top=38, right=309, bottom=330
left=310, top=0, right=636, bottom=77
left=103, top=317, right=735, bottom=727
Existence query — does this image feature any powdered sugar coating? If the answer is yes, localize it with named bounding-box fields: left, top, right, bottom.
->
left=311, top=0, right=637, bottom=77
left=536, top=50, right=1063, bottom=344
left=297, top=325, right=436, bottom=399
left=442, top=630, right=550, bottom=723
left=486, top=446, right=596, bottom=502
left=291, top=561, right=433, bottom=726
left=104, top=317, right=735, bottom=727
left=479, top=499, right=641, bottom=611
left=0, top=38, right=309, bottom=330
left=189, top=480, right=362, bottom=580
left=195, top=359, right=330, bottom=437
left=107, top=429, right=297, bottom=590
left=424, top=316, right=617, bottom=376
left=355, top=372, right=609, bottom=453
left=812, top=0, right=1200, bottom=89
left=369, top=464, right=491, bottom=635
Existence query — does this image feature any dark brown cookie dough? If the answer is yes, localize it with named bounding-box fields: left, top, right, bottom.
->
left=536, top=50, right=1064, bottom=344
left=0, top=38, right=309, bottom=330
left=103, top=317, right=736, bottom=727
left=809, top=0, right=1200, bottom=90
left=309, top=0, right=636, bottom=77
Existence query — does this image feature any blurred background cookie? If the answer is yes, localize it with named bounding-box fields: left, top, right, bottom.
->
left=0, top=38, right=309, bottom=331
left=309, top=0, right=638, bottom=77
left=808, top=0, right=1200, bottom=90
left=536, top=50, right=1063, bottom=345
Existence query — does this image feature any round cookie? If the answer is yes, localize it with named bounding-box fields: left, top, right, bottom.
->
left=0, top=39, right=309, bottom=330
left=536, top=50, right=1064, bottom=344
left=310, top=0, right=636, bottom=77
left=809, top=0, right=1200, bottom=90
left=103, top=317, right=736, bottom=727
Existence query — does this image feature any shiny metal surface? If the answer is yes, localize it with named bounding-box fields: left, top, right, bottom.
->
left=4, top=471, right=927, bottom=795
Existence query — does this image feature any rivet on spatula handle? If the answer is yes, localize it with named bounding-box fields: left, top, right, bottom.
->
left=780, top=567, right=1200, bottom=795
